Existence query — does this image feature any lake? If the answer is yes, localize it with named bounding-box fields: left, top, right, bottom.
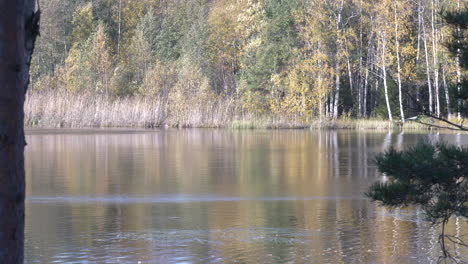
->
left=24, top=129, right=468, bottom=264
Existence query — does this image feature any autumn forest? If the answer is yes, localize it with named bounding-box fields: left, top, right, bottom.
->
left=28, top=0, right=466, bottom=128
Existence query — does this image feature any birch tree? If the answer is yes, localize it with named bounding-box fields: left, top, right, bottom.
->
left=394, top=0, right=405, bottom=122
left=376, top=0, right=393, bottom=121
left=431, top=0, right=441, bottom=117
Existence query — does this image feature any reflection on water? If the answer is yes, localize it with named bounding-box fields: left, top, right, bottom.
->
left=25, top=129, right=468, bottom=264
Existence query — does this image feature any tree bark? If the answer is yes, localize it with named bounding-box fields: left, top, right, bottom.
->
left=0, top=0, right=39, bottom=263
left=358, top=0, right=363, bottom=117
left=381, top=32, right=392, bottom=121
left=394, top=0, right=405, bottom=122
left=363, top=64, right=369, bottom=117
left=441, top=30, right=451, bottom=117
left=416, top=0, right=422, bottom=65
left=442, top=61, right=451, bottom=117
left=333, top=62, right=340, bottom=119
left=333, top=0, right=344, bottom=119
left=422, top=15, right=433, bottom=114
left=346, top=56, right=354, bottom=112
left=456, top=0, right=462, bottom=119
left=431, top=0, right=440, bottom=117
left=415, top=0, right=422, bottom=104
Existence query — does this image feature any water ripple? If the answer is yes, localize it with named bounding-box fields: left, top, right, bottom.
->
left=28, top=195, right=366, bottom=204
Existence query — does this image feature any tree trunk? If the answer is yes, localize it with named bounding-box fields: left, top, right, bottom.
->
left=363, top=65, right=369, bottom=117
left=358, top=0, right=364, bottom=118
left=333, top=0, right=344, bottom=119
left=333, top=62, right=340, bottom=119
left=319, top=99, right=324, bottom=121
left=431, top=0, right=440, bottom=117
left=442, top=62, right=451, bottom=117
left=416, top=0, right=422, bottom=64
left=374, top=74, right=379, bottom=114
left=441, top=31, right=451, bottom=118
left=456, top=0, right=461, bottom=119
left=381, top=33, right=392, bottom=121
left=0, top=0, right=39, bottom=263
left=394, top=0, right=405, bottom=122
left=346, top=56, right=354, bottom=110
left=415, top=0, right=422, bottom=104
left=422, top=16, right=433, bottom=114
left=363, top=30, right=374, bottom=118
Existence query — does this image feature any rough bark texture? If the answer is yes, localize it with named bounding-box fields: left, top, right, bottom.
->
left=0, top=0, right=38, bottom=263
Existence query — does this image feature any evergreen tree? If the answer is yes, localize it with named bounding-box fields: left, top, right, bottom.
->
left=366, top=142, right=468, bottom=261
left=367, top=9, right=467, bottom=261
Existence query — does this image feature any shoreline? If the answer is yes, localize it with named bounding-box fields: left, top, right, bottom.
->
left=25, top=89, right=454, bottom=131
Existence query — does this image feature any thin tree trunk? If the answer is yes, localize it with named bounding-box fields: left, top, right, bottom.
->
left=333, top=0, right=344, bottom=119
left=374, top=74, right=379, bottom=114
left=422, top=15, right=433, bottom=114
left=431, top=0, right=440, bottom=117
left=358, top=0, right=364, bottom=117
left=416, top=1, right=422, bottom=104
left=363, top=65, right=369, bottom=117
left=347, top=56, right=353, bottom=109
left=442, top=61, right=451, bottom=117
left=358, top=53, right=363, bottom=118
left=456, top=0, right=461, bottom=119
left=394, top=0, right=405, bottom=122
left=364, top=31, right=374, bottom=118
left=319, top=97, right=324, bottom=121
left=416, top=0, right=422, bottom=64
left=381, top=33, right=393, bottom=121
left=333, top=62, right=340, bottom=119
left=441, top=30, right=451, bottom=117
left=0, top=0, right=39, bottom=263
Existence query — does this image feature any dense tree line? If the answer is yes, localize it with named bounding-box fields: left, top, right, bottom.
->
left=32, top=0, right=466, bottom=121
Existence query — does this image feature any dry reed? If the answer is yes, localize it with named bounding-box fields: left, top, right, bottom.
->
left=25, top=89, right=442, bottom=130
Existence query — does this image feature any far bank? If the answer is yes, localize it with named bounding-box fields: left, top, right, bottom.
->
left=25, top=89, right=454, bottom=130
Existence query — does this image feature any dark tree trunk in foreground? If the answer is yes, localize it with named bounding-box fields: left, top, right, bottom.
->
left=0, top=0, right=39, bottom=263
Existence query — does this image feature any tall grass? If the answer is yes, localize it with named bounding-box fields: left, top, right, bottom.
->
left=26, top=89, right=235, bottom=128
left=25, top=89, right=310, bottom=129
left=25, top=89, right=445, bottom=130
left=309, top=118, right=429, bottom=130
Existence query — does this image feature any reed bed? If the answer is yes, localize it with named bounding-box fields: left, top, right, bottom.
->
left=310, top=118, right=429, bottom=130
left=26, top=89, right=447, bottom=130
left=26, top=89, right=236, bottom=128
left=25, top=89, right=309, bottom=129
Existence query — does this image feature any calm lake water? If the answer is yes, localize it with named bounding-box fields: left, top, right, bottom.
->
left=24, top=129, right=468, bottom=264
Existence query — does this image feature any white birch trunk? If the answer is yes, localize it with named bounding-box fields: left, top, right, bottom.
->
left=394, top=0, right=405, bottom=122
left=456, top=0, right=462, bottom=119
left=431, top=0, right=440, bottom=117
left=381, top=32, right=393, bottom=121
left=422, top=16, right=433, bottom=114
left=333, top=63, right=340, bottom=119
left=333, top=0, right=344, bottom=119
